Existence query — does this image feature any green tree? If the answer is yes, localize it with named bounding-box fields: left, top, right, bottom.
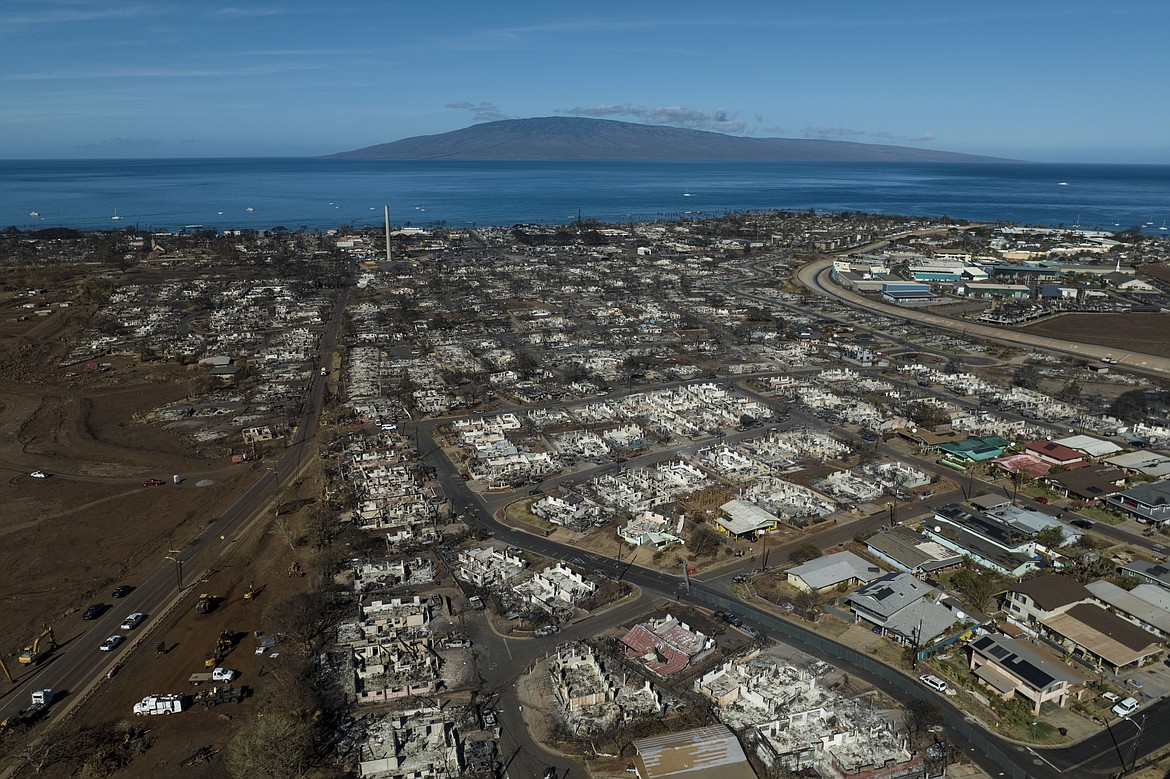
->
left=950, top=566, right=1006, bottom=612
left=687, top=524, right=724, bottom=558
left=788, top=543, right=823, bottom=564
left=1035, top=525, right=1066, bottom=548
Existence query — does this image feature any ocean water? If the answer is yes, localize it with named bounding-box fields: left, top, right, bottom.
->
left=3, top=158, right=1170, bottom=234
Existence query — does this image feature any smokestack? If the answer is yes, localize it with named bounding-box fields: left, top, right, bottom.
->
left=384, top=205, right=391, bottom=262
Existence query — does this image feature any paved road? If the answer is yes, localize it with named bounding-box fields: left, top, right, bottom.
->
left=797, top=257, right=1170, bottom=379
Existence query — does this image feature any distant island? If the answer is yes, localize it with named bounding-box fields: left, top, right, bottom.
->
left=327, top=117, right=1013, bottom=163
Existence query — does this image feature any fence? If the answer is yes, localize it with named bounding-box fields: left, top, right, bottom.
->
left=689, top=585, right=1034, bottom=779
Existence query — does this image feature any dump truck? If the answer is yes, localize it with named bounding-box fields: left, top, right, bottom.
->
left=133, top=694, right=185, bottom=717
left=195, top=593, right=218, bottom=614
left=19, top=626, right=56, bottom=665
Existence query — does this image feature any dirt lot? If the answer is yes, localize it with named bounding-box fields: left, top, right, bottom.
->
left=0, top=289, right=314, bottom=776
left=1019, top=312, right=1170, bottom=358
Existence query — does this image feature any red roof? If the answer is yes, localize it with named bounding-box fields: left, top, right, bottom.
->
left=620, top=624, right=690, bottom=676
left=1025, top=440, right=1084, bottom=463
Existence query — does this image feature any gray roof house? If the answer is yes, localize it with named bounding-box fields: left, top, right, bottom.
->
left=1106, top=482, right=1170, bottom=525
left=864, top=526, right=964, bottom=575
left=1119, top=559, right=1170, bottom=591
left=786, top=550, right=885, bottom=593
left=844, top=572, right=966, bottom=647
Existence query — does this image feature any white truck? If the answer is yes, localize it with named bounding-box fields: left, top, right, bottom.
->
left=133, top=694, right=185, bottom=716
left=188, top=667, right=237, bottom=685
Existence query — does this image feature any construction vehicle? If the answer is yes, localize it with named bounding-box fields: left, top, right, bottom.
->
left=204, top=630, right=235, bottom=668
left=194, top=684, right=248, bottom=708
left=18, top=627, right=56, bottom=665
left=133, top=694, right=185, bottom=717
left=0, top=689, right=53, bottom=733
left=243, top=583, right=255, bottom=601
left=195, top=593, right=219, bottom=614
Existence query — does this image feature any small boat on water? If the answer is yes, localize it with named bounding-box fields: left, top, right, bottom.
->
left=111, top=208, right=122, bottom=221
left=29, top=211, right=39, bottom=217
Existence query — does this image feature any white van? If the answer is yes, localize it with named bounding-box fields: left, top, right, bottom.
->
left=919, top=674, right=948, bottom=693
left=1112, top=697, right=1140, bottom=718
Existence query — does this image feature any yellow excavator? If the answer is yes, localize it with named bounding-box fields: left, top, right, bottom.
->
left=204, top=630, right=234, bottom=668
left=19, top=627, right=57, bottom=665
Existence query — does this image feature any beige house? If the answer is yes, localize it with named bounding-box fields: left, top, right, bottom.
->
left=968, top=634, right=1082, bottom=714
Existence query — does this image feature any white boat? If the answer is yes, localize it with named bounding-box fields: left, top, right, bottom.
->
left=1057, top=182, right=1069, bottom=186
left=683, top=190, right=693, bottom=197
left=29, top=211, right=39, bottom=217
left=246, top=207, right=254, bottom=213
left=111, top=208, right=122, bottom=221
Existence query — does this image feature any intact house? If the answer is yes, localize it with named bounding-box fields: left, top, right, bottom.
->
left=864, top=526, right=965, bottom=576
left=967, top=633, right=1083, bottom=714
left=1043, top=465, right=1128, bottom=502
left=786, top=550, right=885, bottom=594
left=1024, top=440, right=1086, bottom=468
left=713, top=499, right=781, bottom=539
left=922, top=504, right=1045, bottom=577
left=844, top=572, right=972, bottom=648
left=1087, top=580, right=1170, bottom=640
left=1118, top=559, right=1170, bottom=592
left=1106, top=482, right=1170, bottom=526
left=1001, top=574, right=1163, bottom=674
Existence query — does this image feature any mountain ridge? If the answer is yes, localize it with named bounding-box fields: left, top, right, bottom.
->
left=326, top=117, right=1015, bottom=163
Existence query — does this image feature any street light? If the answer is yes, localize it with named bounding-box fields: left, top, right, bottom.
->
left=1125, top=714, right=1147, bottom=775
left=165, top=551, right=184, bottom=590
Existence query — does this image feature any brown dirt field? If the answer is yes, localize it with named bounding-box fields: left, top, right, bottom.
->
left=1019, top=312, right=1170, bottom=359
left=63, top=505, right=315, bottom=779
left=0, top=290, right=319, bottom=776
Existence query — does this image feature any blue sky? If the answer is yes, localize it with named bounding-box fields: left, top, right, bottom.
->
left=3, top=1, right=1168, bottom=162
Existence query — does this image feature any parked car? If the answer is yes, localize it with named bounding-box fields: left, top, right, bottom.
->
left=83, top=603, right=107, bottom=620
left=1070, top=518, right=1093, bottom=530
left=534, top=625, right=560, bottom=638
left=1112, top=697, right=1140, bottom=718
left=742, top=624, right=761, bottom=638
left=1033, top=496, right=1049, bottom=504
left=30, top=470, right=49, bottom=478
left=732, top=574, right=748, bottom=583
left=120, top=612, right=146, bottom=631
left=99, top=635, right=125, bottom=652
left=143, top=479, right=164, bottom=487
left=919, top=674, right=948, bottom=693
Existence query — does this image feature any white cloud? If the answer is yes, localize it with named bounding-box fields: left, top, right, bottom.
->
left=559, top=104, right=746, bottom=133
left=446, top=101, right=511, bottom=123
